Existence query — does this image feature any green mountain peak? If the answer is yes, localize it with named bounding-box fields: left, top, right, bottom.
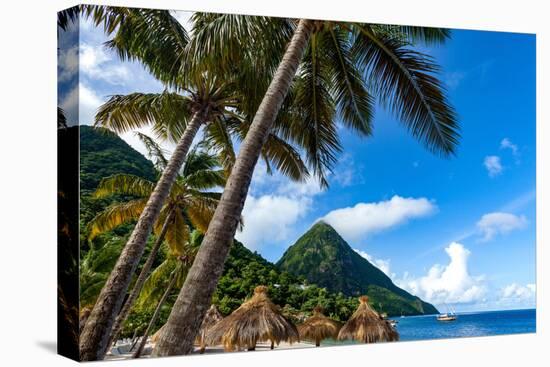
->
left=276, top=222, right=438, bottom=316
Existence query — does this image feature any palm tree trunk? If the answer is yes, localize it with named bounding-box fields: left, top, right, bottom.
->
left=79, top=112, right=204, bottom=361
left=133, top=265, right=179, bottom=358
left=128, top=328, right=139, bottom=351
left=153, top=19, right=314, bottom=357
left=107, top=211, right=175, bottom=349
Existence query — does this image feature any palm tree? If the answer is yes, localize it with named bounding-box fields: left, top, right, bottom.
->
left=86, top=138, right=224, bottom=352
left=79, top=8, right=311, bottom=360
left=154, top=17, right=459, bottom=356
left=131, top=230, right=203, bottom=358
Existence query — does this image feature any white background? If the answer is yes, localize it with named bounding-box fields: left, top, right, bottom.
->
left=0, top=0, right=547, bottom=365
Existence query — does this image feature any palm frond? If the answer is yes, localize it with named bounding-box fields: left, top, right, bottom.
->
left=135, top=132, right=169, bottom=170
left=262, top=133, right=310, bottom=182
left=188, top=14, right=293, bottom=77
left=324, top=27, right=375, bottom=137
left=161, top=209, right=190, bottom=256
left=94, top=174, right=155, bottom=199
left=185, top=195, right=219, bottom=233
left=95, top=91, right=191, bottom=143
left=201, top=117, right=237, bottom=175
left=289, top=32, right=340, bottom=188
left=58, top=6, right=80, bottom=31
left=82, top=5, right=130, bottom=35
left=182, top=148, right=222, bottom=178
left=370, top=24, right=451, bottom=45
left=352, top=24, right=459, bottom=156
left=184, top=169, right=226, bottom=190
left=135, top=257, right=179, bottom=310
left=87, top=199, right=147, bottom=239
left=105, top=9, right=189, bottom=87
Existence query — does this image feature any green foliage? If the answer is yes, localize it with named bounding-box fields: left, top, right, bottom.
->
left=79, top=234, right=165, bottom=308
left=79, top=126, right=157, bottom=192
left=213, top=240, right=359, bottom=322
left=277, top=222, right=439, bottom=315
left=78, top=126, right=166, bottom=307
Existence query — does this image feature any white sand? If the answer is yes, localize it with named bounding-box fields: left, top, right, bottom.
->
left=105, top=340, right=315, bottom=360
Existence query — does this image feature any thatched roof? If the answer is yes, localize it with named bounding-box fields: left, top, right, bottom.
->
left=338, top=296, right=399, bottom=343
left=200, top=304, right=223, bottom=333
left=151, top=304, right=223, bottom=345
left=298, top=306, right=341, bottom=346
left=205, top=286, right=299, bottom=351
left=197, top=304, right=224, bottom=352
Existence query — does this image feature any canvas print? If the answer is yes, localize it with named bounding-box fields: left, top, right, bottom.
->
left=57, top=4, right=536, bottom=362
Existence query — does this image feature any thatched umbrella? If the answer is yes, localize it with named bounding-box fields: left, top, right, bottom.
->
left=205, top=285, right=299, bottom=351
left=197, top=304, right=223, bottom=353
left=338, top=296, right=399, bottom=343
left=151, top=304, right=223, bottom=353
left=298, top=306, right=341, bottom=347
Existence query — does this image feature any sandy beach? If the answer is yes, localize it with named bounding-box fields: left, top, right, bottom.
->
left=106, top=340, right=316, bottom=360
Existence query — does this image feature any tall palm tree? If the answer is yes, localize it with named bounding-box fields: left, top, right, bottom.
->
left=154, top=17, right=459, bottom=356
left=80, top=6, right=308, bottom=360
left=86, top=140, right=224, bottom=352
left=78, top=9, right=198, bottom=360
left=131, top=230, right=203, bottom=358
left=79, top=8, right=310, bottom=360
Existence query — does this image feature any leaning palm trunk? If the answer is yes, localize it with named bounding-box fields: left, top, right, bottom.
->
left=107, top=211, right=175, bottom=349
left=133, top=264, right=180, bottom=358
left=79, top=112, right=204, bottom=361
left=153, top=19, right=314, bottom=357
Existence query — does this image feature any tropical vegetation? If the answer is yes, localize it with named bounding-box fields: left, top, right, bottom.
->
left=58, top=5, right=460, bottom=360
left=157, top=15, right=458, bottom=357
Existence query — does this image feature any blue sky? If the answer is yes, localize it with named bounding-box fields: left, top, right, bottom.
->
left=59, top=13, right=536, bottom=312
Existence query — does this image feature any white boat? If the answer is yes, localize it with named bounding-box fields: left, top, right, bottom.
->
left=437, top=305, right=457, bottom=321
left=436, top=313, right=457, bottom=321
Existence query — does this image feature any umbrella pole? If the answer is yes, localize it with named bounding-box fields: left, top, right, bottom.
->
left=270, top=340, right=274, bottom=350
left=315, top=338, right=320, bottom=347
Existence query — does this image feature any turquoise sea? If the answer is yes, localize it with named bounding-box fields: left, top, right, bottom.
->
left=321, top=309, right=535, bottom=346
left=395, top=308, right=536, bottom=341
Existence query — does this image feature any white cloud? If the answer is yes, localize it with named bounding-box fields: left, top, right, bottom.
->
left=331, top=153, right=361, bottom=187
left=502, top=283, right=535, bottom=300
left=59, top=82, right=104, bottom=125
left=321, top=195, right=437, bottom=243
left=354, top=249, right=392, bottom=278
left=445, top=71, right=466, bottom=89
left=396, top=242, right=487, bottom=305
left=58, top=45, right=79, bottom=83
left=500, top=138, right=519, bottom=156
left=80, top=43, right=130, bottom=85
left=476, top=212, right=528, bottom=242
left=237, top=166, right=324, bottom=250
left=498, top=283, right=536, bottom=308
left=484, top=155, right=503, bottom=177
left=236, top=195, right=312, bottom=250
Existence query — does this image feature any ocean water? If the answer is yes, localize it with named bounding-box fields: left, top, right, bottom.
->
left=395, top=309, right=536, bottom=341
left=320, top=309, right=535, bottom=346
